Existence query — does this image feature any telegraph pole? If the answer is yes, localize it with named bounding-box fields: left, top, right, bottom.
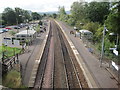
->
left=100, top=25, right=106, bottom=67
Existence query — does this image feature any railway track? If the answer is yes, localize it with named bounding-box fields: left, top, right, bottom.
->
left=34, top=20, right=88, bottom=89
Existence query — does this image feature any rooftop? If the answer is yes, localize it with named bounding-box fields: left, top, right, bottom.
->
left=15, top=30, right=36, bottom=36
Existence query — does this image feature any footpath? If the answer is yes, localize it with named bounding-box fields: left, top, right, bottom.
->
left=57, top=20, right=119, bottom=89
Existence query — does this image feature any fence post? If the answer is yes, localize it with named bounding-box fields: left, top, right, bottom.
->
left=20, top=63, right=23, bottom=85
left=2, top=52, right=5, bottom=64
left=14, top=56, right=16, bottom=64
left=10, top=61, right=12, bottom=69
left=16, top=54, right=19, bottom=64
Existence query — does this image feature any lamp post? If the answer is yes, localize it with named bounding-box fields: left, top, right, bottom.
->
left=26, top=26, right=29, bottom=52
left=100, top=25, right=108, bottom=67
left=16, top=15, right=23, bottom=33
left=16, top=17, right=19, bottom=33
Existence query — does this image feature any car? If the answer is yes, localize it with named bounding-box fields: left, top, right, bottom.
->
left=2, top=29, right=8, bottom=32
left=0, top=29, right=4, bottom=33
left=0, top=25, right=5, bottom=28
left=14, top=26, right=20, bottom=29
left=5, top=27, right=12, bottom=30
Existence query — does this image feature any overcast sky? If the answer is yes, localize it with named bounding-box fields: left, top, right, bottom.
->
left=0, top=0, right=118, bottom=13
left=0, top=0, right=78, bottom=13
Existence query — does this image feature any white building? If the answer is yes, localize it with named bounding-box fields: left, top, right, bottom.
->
left=79, top=29, right=93, bottom=40
left=14, top=30, right=37, bottom=43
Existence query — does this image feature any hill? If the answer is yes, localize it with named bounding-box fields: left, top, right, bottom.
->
left=39, top=11, right=70, bottom=15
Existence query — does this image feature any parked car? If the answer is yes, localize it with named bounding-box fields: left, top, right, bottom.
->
left=0, top=29, right=4, bottom=33
left=2, top=29, right=8, bottom=32
left=5, top=27, right=12, bottom=30
left=14, top=26, right=20, bottom=29
left=0, top=25, right=5, bottom=28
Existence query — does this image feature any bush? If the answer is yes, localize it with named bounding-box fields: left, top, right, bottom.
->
left=94, top=26, right=103, bottom=42
left=82, top=22, right=100, bottom=34
left=3, top=70, right=21, bottom=88
left=67, top=18, right=75, bottom=26
left=9, top=31, right=16, bottom=36
left=38, top=20, right=42, bottom=25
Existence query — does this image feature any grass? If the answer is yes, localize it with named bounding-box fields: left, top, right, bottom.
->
left=2, top=70, right=27, bottom=88
left=0, top=46, right=2, bottom=59
left=0, top=46, right=21, bottom=59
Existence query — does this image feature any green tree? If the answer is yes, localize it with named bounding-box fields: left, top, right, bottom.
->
left=15, top=7, right=23, bottom=23
left=32, top=12, right=41, bottom=20
left=52, top=13, right=57, bottom=19
left=58, top=6, right=67, bottom=21
left=105, top=2, right=120, bottom=35
left=86, top=2, right=110, bottom=23
left=2, top=7, right=16, bottom=25
left=70, top=2, right=87, bottom=22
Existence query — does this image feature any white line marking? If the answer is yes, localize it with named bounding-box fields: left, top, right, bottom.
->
left=73, top=50, right=79, bottom=55
left=71, top=45, right=75, bottom=49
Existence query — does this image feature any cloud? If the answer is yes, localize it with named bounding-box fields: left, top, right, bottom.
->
left=0, top=0, right=78, bottom=13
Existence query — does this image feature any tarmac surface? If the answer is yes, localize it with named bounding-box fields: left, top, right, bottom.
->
left=57, top=20, right=119, bottom=88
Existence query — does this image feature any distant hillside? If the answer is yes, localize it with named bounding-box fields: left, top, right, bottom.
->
left=39, top=11, right=70, bottom=15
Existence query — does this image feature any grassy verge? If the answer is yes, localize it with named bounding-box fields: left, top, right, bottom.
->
left=0, top=46, right=21, bottom=59
left=2, top=70, right=27, bottom=88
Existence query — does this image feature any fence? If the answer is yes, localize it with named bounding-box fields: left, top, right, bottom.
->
left=81, top=36, right=120, bottom=83
left=2, top=54, right=20, bottom=75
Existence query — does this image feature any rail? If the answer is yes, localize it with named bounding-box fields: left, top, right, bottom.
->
left=34, top=20, right=88, bottom=89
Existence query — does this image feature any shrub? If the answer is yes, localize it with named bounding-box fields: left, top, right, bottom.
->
left=9, top=31, right=16, bottom=36
left=82, top=22, right=100, bottom=34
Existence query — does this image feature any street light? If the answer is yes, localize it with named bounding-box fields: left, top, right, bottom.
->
left=16, top=15, right=23, bottom=33
left=100, top=24, right=108, bottom=67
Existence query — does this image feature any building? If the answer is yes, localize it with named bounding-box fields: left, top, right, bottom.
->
left=14, top=30, right=37, bottom=44
left=79, top=29, right=93, bottom=40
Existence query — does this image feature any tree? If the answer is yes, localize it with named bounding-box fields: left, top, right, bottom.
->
left=70, top=2, right=87, bottom=22
left=105, top=2, right=120, bottom=35
left=15, top=7, right=23, bottom=23
left=2, top=7, right=16, bottom=25
left=32, top=12, right=41, bottom=20
left=86, top=2, right=110, bottom=23
left=52, top=13, right=57, bottom=19
left=58, top=6, right=67, bottom=21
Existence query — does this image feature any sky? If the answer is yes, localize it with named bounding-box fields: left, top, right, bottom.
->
left=0, top=0, right=79, bottom=13
left=0, top=0, right=118, bottom=13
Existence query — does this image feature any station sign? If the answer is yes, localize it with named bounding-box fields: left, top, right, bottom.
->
left=113, top=49, right=118, bottom=56
left=112, top=61, right=119, bottom=71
